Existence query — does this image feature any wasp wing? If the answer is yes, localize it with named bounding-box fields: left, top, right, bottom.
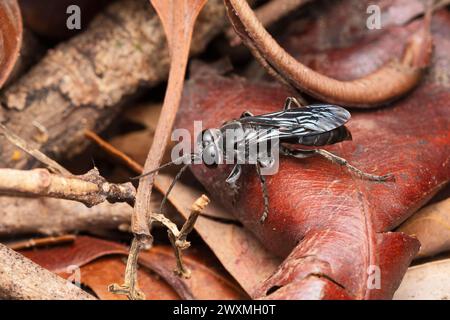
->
left=239, top=105, right=350, bottom=132
left=239, top=105, right=351, bottom=145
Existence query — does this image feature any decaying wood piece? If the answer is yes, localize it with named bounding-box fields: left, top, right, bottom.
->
left=0, top=197, right=134, bottom=237
left=0, top=243, right=96, bottom=299
left=0, top=0, right=226, bottom=169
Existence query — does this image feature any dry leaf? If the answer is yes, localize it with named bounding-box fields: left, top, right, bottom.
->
left=21, top=236, right=246, bottom=300
left=175, top=11, right=450, bottom=299
left=0, top=0, right=22, bottom=88
left=399, top=198, right=450, bottom=259
left=394, top=259, right=450, bottom=300
left=132, top=0, right=208, bottom=241
left=71, top=257, right=180, bottom=300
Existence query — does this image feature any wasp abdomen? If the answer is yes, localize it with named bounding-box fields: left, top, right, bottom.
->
left=294, top=125, right=352, bottom=146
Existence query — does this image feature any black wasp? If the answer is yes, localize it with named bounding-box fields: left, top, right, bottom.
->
left=134, top=97, right=394, bottom=223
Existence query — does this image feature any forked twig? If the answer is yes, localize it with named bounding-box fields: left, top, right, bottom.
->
left=0, top=125, right=136, bottom=206
left=153, top=195, right=210, bottom=277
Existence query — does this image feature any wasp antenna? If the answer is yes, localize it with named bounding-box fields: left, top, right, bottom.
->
left=130, top=153, right=196, bottom=181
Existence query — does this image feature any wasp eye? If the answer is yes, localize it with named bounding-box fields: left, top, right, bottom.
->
left=198, top=129, right=213, bottom=148
left=202, top=144, right=219, bottom=168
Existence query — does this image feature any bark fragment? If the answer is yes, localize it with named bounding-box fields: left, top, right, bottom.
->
left=0, top=243, right=96, bottom=299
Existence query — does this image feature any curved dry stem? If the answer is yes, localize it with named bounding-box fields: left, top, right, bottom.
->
left=227, top=0, right=312, bottom=46
left=225, top=0, right=434, bottom=107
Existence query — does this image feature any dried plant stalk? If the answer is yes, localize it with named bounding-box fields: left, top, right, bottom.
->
left=224, top=0, right=434, bottom=107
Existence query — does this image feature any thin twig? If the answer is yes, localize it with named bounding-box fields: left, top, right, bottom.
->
left=0, top=123, right=71, bottom=176
left=111, top=0, right=208, bottom=300
left=85, top=130, right=143, bottom=174
left=152, top=195, right=210, bottom=278
left=7, top=235, right=76, bottom=251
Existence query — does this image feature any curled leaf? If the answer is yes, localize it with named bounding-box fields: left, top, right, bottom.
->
left=399, top=198, right=450, bottom=259
left=0, top=0, right=22, bottom=88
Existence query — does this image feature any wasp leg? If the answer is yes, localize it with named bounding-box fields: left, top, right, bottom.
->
left=283, top=97, right=304, bottom=110
left=240, top=111, right=254, bottom=118
left=255, top=162, right=270, bottom=223
left=159, top=163, right=191, bottom=213
left=282, top=146, right=394, bottom=182
left=225, top=164, right=242, bottom=191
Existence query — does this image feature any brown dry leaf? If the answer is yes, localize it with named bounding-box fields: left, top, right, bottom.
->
left=139, top=246, right=247, bottom=300
left=0, top=0, right=22, bottom=88
left=399, top=198, right=450, bottom=259
left=155, top=174, right=281, bottom=297
left=394, top=258, right=450, bottom=300
left=70, top=257, right=180, bottom=300
left=21, top=236, right=246, bottom=300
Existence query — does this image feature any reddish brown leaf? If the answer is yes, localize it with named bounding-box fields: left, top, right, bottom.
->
left=73, top=257, right=180, bottom=300
left=0, top=0, right=22, bottom=88
left=175, top=11, right=450, bottom=299
left=22, top=236, right=246, bottom=300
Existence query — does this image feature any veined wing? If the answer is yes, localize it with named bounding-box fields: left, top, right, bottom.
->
left=239, top=104, right=351, bottom=134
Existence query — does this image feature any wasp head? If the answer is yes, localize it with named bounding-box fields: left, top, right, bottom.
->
left=197, top=129, right=223, bottom=168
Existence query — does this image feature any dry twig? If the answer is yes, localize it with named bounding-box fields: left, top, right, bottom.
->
left=0, top=196, right=134, bottom=237
left=6, top=235, right=76, bottom=250
left=110, top=0, right=208, bottom=300
left=153, top=195, right=210, bottom=277
left=0, top=168, right=136, bottom=206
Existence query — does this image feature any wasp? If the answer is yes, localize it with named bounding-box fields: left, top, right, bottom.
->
left=134, top=97, right=394, bottom=223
